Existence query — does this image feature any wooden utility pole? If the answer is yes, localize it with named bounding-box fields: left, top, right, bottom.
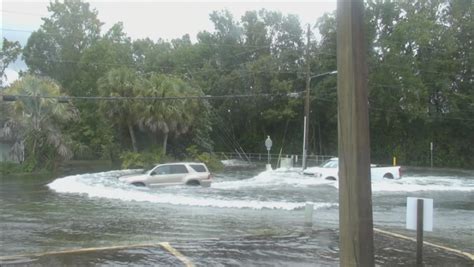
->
left=336, top=0, right=374, bottom=266
left=303, top=24, right=311, bottom=170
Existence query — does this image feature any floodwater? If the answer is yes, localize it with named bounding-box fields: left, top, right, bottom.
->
left=0, top=165, right=473, bottom=265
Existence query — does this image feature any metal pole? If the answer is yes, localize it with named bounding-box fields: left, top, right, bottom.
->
left=267, top=150, right=270, bottom=164
left=416, top=199, right=424, bottom=266
left=337, top=0, right=374, bottom=265
left=303, top=24, right=311, bottom=170
left=430, top=142, right=433, bottom=168
left=302, top=116, right=308, bottom=169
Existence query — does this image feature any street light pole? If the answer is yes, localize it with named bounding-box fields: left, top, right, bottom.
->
left=303, top=24, right=311, bottom=170
left=302, top=69, right=338, bottom=169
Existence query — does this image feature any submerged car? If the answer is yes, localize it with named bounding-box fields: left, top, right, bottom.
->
left=119, top=162, right=212, bottom=187
left=303, top=157, right=402, bottom=180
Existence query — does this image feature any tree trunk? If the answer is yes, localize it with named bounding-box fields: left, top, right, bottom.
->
left=128, top=123, right=138, bottom=152
left=32, top=138, right=37, bottom=158
left=162, top=132, right=168, bottom=155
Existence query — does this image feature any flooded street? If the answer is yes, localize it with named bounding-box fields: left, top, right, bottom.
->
left=1, top=166, right=473, bottom=265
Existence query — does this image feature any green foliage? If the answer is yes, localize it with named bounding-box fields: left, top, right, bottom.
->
left=186, top=145, right=223, bottom=172
left=1, top=75, right=78, bottom=170
left=119, top=151, right=145, bottom=169
left=119, top=149, right=165, bottom=169
left=16, top=0, right=474, bottom=170
left=362, top=0, right=474, bottom=167
left=23, top=0, right=102, bottom=93
left=136, top=74, right=203, bottom=155
left=0, top=162, right=26, bottom=175
left=1, top=38, right=22, bottom=87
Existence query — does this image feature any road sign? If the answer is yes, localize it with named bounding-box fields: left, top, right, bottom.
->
left=406, top=197, right=433, bottom=231
left=265, top=136, right=272, bottom=151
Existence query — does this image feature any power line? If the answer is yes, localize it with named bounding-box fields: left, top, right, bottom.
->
left=1, top=92, right=303, bottom=102
left=3, top=91, right=472, bottom=122
left=368, top=106, right=474, bottom=122
left=1, top=28, right=41, bottom=34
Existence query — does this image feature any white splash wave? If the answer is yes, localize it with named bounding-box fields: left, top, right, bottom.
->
left=213, top=168, right=335, bottom=190
left=47, top=170, right=337, bottom=211
left=371, top=175, right=473, bottom=192
left=213, top=168, right=472, bottom=193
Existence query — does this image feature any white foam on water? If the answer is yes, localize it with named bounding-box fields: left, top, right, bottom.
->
left=213, top=168, right=472, bottom=193
left=47, top=169, right=472, bottom=210
left=371, top=175, right=473, bottom=192
left=47, top=170, right=337, bottom=211
left=213, top=168, right=335, bottom=190
left=221, top=159, right=255, bottom=167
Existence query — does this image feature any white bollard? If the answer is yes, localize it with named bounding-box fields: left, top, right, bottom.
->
left=280, top=158, right=293, bottom=169
left=266, top=164, right=272, bottom=171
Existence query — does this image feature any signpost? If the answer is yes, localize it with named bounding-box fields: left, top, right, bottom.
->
left=302, top=116, right=307, bottom=170
left=430, top=142, right=434, bottom=168
left=406, top=197, right=434, bottom=266
left=265, top=136, right=272, bottom=170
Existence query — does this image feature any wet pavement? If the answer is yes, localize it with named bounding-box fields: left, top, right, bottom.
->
left=1, top=229, right=472, bottom=266
left=1, top=166, right=473, bottom=266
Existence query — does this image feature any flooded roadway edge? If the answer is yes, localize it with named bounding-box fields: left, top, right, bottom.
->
left=1, top=228, right=473, bottom=266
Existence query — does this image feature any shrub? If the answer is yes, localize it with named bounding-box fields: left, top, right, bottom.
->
left=186, top=145, right=223, bottom=172
left=119, top=149, right=166, bottom=169
left=0, top=162, right=25, bottom=175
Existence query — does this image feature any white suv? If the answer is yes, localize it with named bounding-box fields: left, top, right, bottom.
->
left=119, top=162, right=212, bottom=187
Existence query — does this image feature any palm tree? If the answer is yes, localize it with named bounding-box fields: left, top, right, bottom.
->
left=98, top=68, right=141, bottom=152
left=138, top=74, right=200, bottom=155
left=0, top=75, right=78, bottom=165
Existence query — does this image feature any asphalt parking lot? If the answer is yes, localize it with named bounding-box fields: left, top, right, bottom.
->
left=1, top=229, right=472, bottom=266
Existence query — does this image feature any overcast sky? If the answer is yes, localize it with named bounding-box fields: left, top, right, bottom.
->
left=1, top=0, right=337, bottom=84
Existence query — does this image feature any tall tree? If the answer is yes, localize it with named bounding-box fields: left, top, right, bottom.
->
left=23, top=0, right=102, bottom=95
left=138, top=74, right=202, bottom=155
left=0, top=75, right=78, bottom=168
left=1, top=38, right=22, bottom=87
left=98, top=68, right=141, bottom=152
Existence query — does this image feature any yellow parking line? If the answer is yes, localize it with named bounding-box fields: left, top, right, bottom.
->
left=0, top=241, right=195, bottom=266
left=374, top=227, right=474, bottom=261
left=160, top=242, right=195, bottom=267
left=0, top=242, right=159, bottom=261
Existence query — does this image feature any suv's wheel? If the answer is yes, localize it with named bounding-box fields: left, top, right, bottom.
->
left=132, top=182, right=146, bottom=187
left=186, top=180, right=200, bottom=186
left=383, top=173, right=394, bottom=179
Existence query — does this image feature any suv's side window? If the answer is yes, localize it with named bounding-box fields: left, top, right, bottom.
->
left=153, top=165, right=171, bottom=175
left=170, top=165, right=188, bottom=174
left=190, top=164, right=207, bottom=172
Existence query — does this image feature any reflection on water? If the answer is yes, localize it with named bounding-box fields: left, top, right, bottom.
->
left=1, top=166, right=473, bottom=264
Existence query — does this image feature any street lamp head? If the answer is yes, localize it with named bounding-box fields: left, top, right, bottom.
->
left=310, top=70, right=338, bottom=80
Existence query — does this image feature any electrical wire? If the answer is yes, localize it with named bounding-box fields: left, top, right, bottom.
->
left=0, top=92, right=303, bottom=102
